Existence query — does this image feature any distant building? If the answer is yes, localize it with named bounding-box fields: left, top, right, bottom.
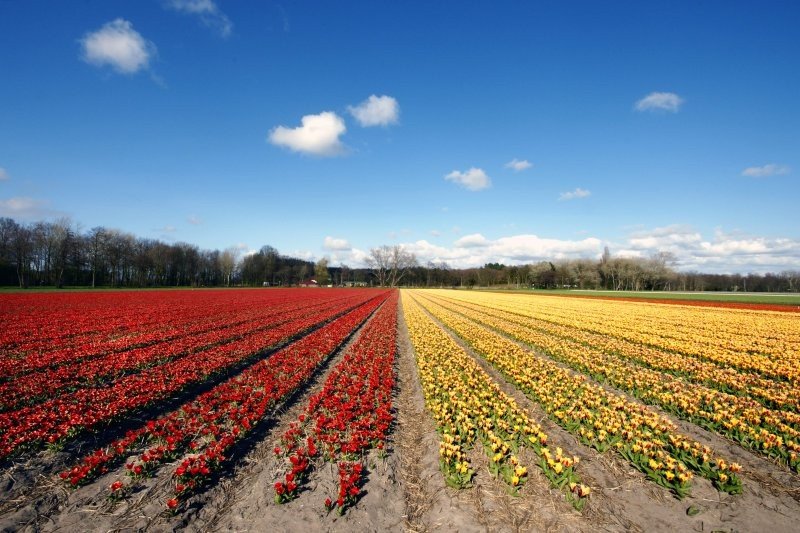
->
left=299, top=279, right=319, bottom=287
left=342, top=281, right=368, bottom=287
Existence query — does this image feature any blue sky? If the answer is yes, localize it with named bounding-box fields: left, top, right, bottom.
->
left=1, top=1, right=798, bottom=273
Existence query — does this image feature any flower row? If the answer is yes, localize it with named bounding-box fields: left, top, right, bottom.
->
left=441, top=291, right=800, bottom=383
left=402, top=294, right=589, bottom=508
left=0, top=294, right=355, bottom=412
left=0, top=291, right=381, bottom=458
left=59, top=291, right=389, bottom=509
left=427, top=292, right=800, bottom=472
left=411, top=291, right=742, bottom=497
left=439, top=293, right=800, bottom=413
left=0, top=290, right=348, bottom=379
left=274, top=291, right=398, bottom=514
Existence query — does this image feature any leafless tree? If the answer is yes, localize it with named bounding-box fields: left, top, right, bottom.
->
left=219, top=247, right=240, bottom=287
left=367, top=245, right=417, bottom=287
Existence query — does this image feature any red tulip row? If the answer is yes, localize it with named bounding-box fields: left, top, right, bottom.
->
left=274, top=292, right=398, bottom=514
left=0, top=294, right=356, bottom=411
left=0, top=297, right=266, bottom=377
left=0, top=290, right=381, bottom=458
left=1, top=290, right=349, bottom=379
left=58, top=291, right=390, bottom=509
left=1, top=291, right=237, bottom=355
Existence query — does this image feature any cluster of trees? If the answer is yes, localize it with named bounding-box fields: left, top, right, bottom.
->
left=1, top=216, right=797, bottom=292
left=400, top=248, right=799, bottom=293
left=0, top=217, right=318, bottom=288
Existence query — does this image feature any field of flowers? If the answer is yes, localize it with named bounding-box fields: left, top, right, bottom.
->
left=0, top=288, right=402, bottom=525
left=2, top=287, right=799, bottom=531
left=404, top=289, right=800, bottom=496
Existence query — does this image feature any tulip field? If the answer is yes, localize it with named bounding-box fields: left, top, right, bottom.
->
left=1, top=288, right=799, bottom=531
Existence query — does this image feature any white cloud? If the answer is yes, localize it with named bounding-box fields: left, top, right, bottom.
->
left=635, top=92, right=684, bottom=113
left=445, top=167, right=491, bottom=191
left=430, top=230, right=442, bottom=237
left=323, top=236, right=351, bottom=251
left=0, top=168, right=8, bottom=181
left=398, top=234, right=604, bottom=269
left=620, top=225, right=800, bottom=274
left=327, top=246, right=371, bottom=267
left=741, top=164, right=790, bottom=178
left=0, top=197, right=63, bottom=220
left=376, top=225, right=800, bottom=273
left=559, top=187, right=591, bottom=201
left=505, top=158, right=532, bottom=172
left=454, top=233, right=490, bottom=248
left=167, top=0, right=233, bottom=37
left=628, top=224, right=702, bottom=250
left=347, top=95, right=399, bottom=127
left=289, top=249, right=316, bottom=261
left=81, top=19, right=156, bottom=74
left=159, top=225, right=177, bottom=233
left=268, top=111, right=347, bottom=156
left=187, top=214, right=202, bottom=225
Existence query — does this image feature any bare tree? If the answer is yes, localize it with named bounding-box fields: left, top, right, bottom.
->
left=219, top=247, right=240, bottom=287
left=84, top=226, right=104, bottom=287
left=367, top=245, right=417, bottom=287
left=366, top=246, right=390, bottom=286
left=388, top=245, right=417, bottom=286
left=5, top=219, right=32, bottom=288
left=783, top=270, right=800, bottom=292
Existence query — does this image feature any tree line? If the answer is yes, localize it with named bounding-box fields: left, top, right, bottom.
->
left=0, top=217, right=319, bottom=288
left=0, top=216, right=797, bottom=292
left=407, top=250, right=799, bottom=292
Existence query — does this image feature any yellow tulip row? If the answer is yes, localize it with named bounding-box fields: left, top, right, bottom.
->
left=432, top=294, right=800, bottom=470
left=424, top=292, right=800, bottom=473
left=408, top=291, right=742, bottom=497
left=444, top=291, right=800, bottom=382
left=401, top=294, right=588, bottom=506
left=434, top=293, right=800, bottom=415
left=535, top=296, right=800, bottom=362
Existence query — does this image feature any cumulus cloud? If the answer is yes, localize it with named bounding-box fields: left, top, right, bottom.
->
left=347, top=95, right=400, bottom=127
left=167, top=0, right=233, bottom=37
left=81, top=19, right=156, bottom=74
left=505, top=158, right=532, bottom=172
left=741, top=164, right=790, bottom=178
left=397, top=234, right=604, bottom=269
left=0, top=168, right=8, bottom=181
left=454, top=233, right=490, bottom=248
left=187, top=214, right=202, bottom=225
left=325, top=246, right=371, bottom=268
left=628, top=224, right=702, bottom=250
left=323, top=236, right=351, bottom=251
left=0, top=197, right=63, bottom=220
left=620, top=225, right=800, bottom=274
left=445, top=168, right=491, bottom=191
left=369, top=225, right=799, bottom=273
left=268, top=111, right=347, bottom=156
left=635, top=92, right=684, bottom=113
left=559, top=187, right=591, bottom=201
left=288, top=249, right=316, bottom=262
